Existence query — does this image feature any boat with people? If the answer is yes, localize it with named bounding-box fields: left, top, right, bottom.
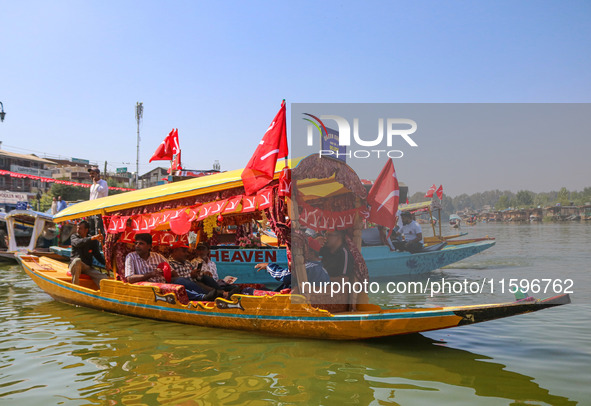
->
left=16, top=154, right=569, bottom=340
left=0, top=209, right=62, bottom=261
left=449, top=214, right=462, bottom=228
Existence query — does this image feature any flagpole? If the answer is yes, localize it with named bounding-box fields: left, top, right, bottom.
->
left=283, top=99, right=288, bottom=169
left=135, top=102, right=143, bottom=188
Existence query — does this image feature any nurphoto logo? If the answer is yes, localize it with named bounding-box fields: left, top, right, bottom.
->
left=303, top=113, right=418, bottom=160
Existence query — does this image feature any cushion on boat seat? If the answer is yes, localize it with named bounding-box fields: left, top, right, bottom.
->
left=236, top=283, right=266, bottom=290
left=135, top=282, right=190, bottom=305
left=65, top=271, right=92, bottom=280
left=252, top=288, right=292, bottom=296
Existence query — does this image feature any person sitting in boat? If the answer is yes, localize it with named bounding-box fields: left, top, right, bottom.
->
left=319, top=230, right=354, bottom=280
left=192, top=242, right=219, bottom=281
left=392, top=211, right=423, bottom=253
left=167, top=242, right=228, bottom=300
left=69, top=220, right=109, bottom=287
left=125, top=233, right=170, bottom=284
left=125, top=234, right=219, bottom=301
left=361, top=225, right=395, bottom=250
left=255, top=233, right=330, bottom=290
left=255, top=262, right=292, bottom=291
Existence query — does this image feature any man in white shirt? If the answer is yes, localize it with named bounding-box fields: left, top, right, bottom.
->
left=393, top=211, right=424, bottom=253
left=88, top=167, right=109, bottom=200
left=87, top=167, right=108, bottom=234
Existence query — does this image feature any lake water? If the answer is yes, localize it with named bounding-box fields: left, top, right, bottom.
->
left=1, top=223, right=589, bottom=405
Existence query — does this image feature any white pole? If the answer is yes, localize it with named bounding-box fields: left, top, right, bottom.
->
left=135, top=102, right=143, bottom=188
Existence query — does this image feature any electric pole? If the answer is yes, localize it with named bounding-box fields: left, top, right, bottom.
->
left=135, top=102, right=143, bottom=188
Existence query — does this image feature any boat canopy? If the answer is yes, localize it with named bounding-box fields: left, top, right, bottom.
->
left=294, top=156, right=367, bottom=201
left=5, top=210, right=54, bottom=224
left=53, top=159, right=300, bottom=223
left=4, top=210, right=55, bottom=252
left=399, top=201, right=434, bottom=212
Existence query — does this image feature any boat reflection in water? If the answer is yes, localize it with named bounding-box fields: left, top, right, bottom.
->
left=11, top=300, right=575, bottom=405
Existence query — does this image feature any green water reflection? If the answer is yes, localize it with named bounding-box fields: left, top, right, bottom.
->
left=1, top=299, right=575, bottom=405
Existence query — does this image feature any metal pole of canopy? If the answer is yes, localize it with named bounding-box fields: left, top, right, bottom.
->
left=429, top=206, right=437, bottom=238
left=289, top=197, right=308, bottom=296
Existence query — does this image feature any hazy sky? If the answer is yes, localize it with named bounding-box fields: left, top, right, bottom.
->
left=1, top=1, right=589, bottom=196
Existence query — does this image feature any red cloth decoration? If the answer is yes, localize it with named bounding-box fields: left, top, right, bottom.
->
left=158, top=262, right=172, bottom=283
left=240, top=100, right=288, bottom=196
left=223, top=196, right=243, bottom=214
left=278, top=167, right=291, bottom=197
left=367, top=159, right=399, bottom=235
left=297, top=199, right=360, bottom=232
left=120, top=228, right=136, bottom=243
left=241, top=195, right=257, bottom=213
left=256, top=187, right=274, bottom=210
left=169, top=209, right=192, bottom=235
left=197, top=202, right=216, bottom=221
left=135, top=282, right=189, bottom=305
left=209, top=199, right=228, bottom=215
left=0, top=169, right=135, bottom=191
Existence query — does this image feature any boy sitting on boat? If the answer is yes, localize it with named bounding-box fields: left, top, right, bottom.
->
left=255, top=231, right=330, bottom=290
left=192, top=242, right=219, bottom=281
left=168, top=242, right=233, bottom=299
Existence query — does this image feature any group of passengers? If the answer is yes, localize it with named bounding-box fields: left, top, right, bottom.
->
left=123, top=233, right=238, bottom=301
left=68, top=219, right=364, bottom=299
left=69, top=221, right=235, bottom=299
left=361, top=211, right=424, bottom=253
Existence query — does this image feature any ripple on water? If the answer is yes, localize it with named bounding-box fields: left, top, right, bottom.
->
left=0, top=223, right=589, bottom=405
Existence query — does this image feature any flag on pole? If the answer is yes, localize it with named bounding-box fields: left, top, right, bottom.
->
left=171, top=151, right=182, bottom=171
left=150, top=128, right=179, bottom=162
left=425, top=184, right=437, bottom=198
left=241, top=101, right=288, bottom=196
left=367, top=159, right=399, bottom=235
left=436, top=184, right=443, bottom=199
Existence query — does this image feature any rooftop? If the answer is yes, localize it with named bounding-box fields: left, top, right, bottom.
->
left=0, top=149, right=57, bottom=165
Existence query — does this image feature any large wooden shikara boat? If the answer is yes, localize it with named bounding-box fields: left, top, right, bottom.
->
left=16, top=155, right=569, bottom=339
left=17, top=254, right=570, bottom=340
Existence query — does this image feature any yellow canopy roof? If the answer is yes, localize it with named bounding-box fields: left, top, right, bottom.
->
left=296, top=175, right=353, bottom=200
left=399, top=201, right=434, bottom=212
left=54, top=159, right=299, bottom=223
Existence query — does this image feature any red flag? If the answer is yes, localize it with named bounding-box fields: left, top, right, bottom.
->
left=367, top=159, right=399, bottom=235
left=241, top=101, right=288, bottom=195
left=436, top=184, right=443, bottom=199
left=425, top=184, right=437, bottom=198
left=171, top=151, right=182, bottom=171
left=150, top=128, right=179, bottom=162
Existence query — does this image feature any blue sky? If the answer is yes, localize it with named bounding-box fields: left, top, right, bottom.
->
left=1, top=1, right=590, bottom=195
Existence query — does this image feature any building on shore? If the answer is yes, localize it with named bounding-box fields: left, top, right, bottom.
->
left=49, top=158, right=132, bottom=185
left=471, top=205, right=591, bottom=222
left=0, top=149, right=57, bottom=194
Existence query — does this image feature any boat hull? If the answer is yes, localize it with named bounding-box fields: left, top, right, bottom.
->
left=17, top=254, right=567, bottom=340
left=361, top=241, right=496, bottom=278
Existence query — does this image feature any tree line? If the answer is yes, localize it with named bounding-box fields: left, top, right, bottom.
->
left=408, top=187, right=591, bottom=217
